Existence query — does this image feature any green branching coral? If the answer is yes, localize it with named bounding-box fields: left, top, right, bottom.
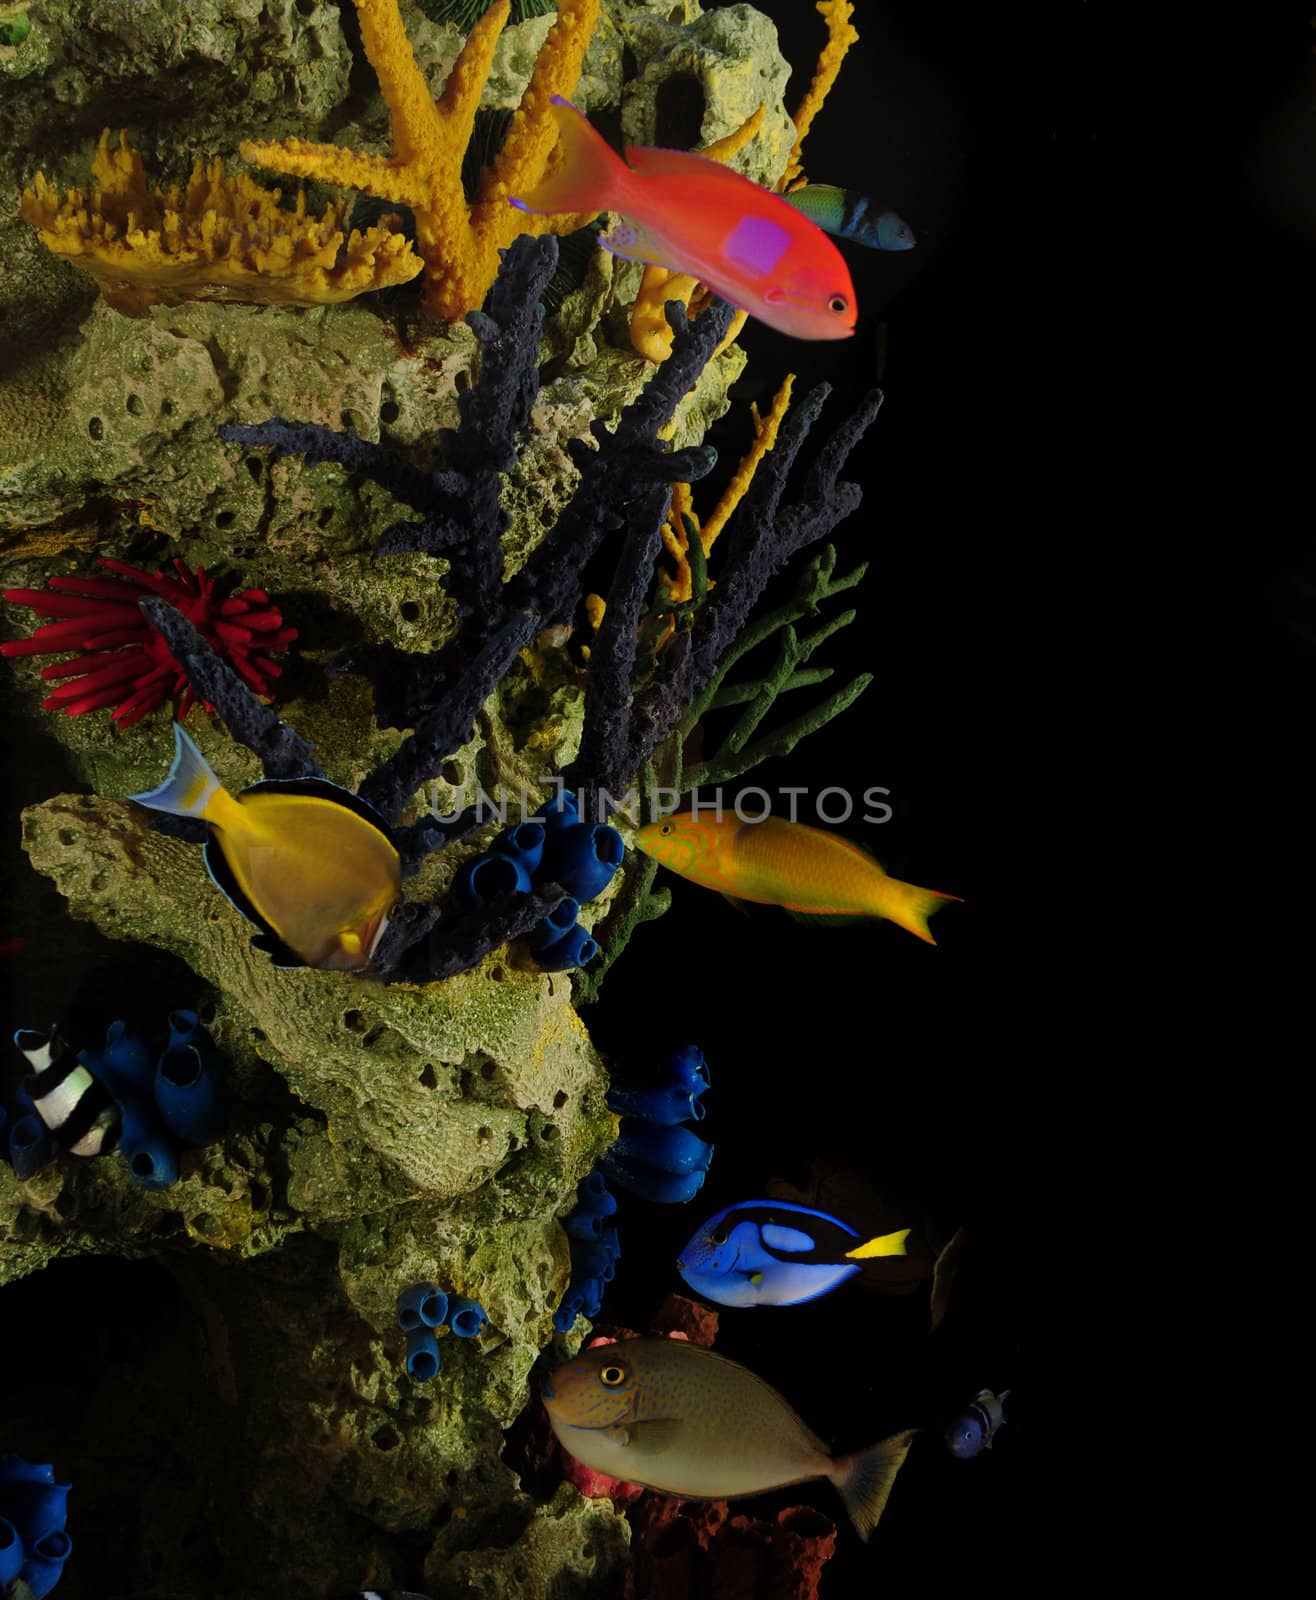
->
left=576, top=547, right=872, bottom=1000
left=681, top=544, right=872, bottom=788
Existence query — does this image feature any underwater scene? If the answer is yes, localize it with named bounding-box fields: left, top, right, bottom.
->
left=0, top=1, right=1056, bottom=1595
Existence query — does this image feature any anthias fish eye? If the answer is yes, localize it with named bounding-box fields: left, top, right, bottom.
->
left=828, top=294, right=849, bottom=315
left=600, top=1364, right=625, bottom=1386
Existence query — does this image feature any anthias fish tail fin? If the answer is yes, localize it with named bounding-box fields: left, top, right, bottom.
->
left=129, top=722, right=222, bottom=820
left=509, top=96, right=629, bottom=216
left=845, top=1226, right=911, bottom=1261
left=889, top=879, right=963, bottom=945
left=832, top=1428, right=918, bottom=1542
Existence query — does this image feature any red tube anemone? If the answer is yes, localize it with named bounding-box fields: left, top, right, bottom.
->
left=1, top=558, right=297, bottom=727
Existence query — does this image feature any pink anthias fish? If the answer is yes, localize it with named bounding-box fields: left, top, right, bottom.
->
left=510, top=96, right=858, bottom=342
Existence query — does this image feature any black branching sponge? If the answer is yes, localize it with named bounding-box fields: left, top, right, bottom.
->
left=162, top=234, right=883, bottom=989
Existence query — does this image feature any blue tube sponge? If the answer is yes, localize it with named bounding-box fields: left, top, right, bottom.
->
left=405, top=1328, right=441, bottom=1382
left=606, top=1083, right=707, bottom=1127
left=539, top=822, right=624, bottom=903
left=669, top=1045, right=711, bottom=1096
left=8, top=1113, right=54, bottom=1180
left=534, top=924, right=599, bottom=972
left=24, top=1530, right=73, bottom=1599
left=447, top=1296, right=488, bottom=1338
left=561, top=1209, right=605, bottom=1241
left=529, top=898, right=580, bottom=953
left=99, top=1020, right=155, bottom=1097
left=598, top=1149, right=708, bottom=1204
left=117, top=1091, right=180, bottom=1190
left=611, top=1119, right=713, bottom=1175
left=576, top=1275, right=605, bottom=1319
left=571, top=1235, right=621, bottom=1283
left=167, top=1009, right=203, bottom=1049
left=534, top=789, right=579, bottom=834
left=552, top=1291, right=584, bottom=1332
left=455, top=852, right=532, bottom=907
left=0, top=1518, right=23, bottom=1588
left=396, top=1283, right=448, bottom=1331
left=153, top=1042, right=224, bottom=1147
left=0, top=1476, right=69, bottom=1544
left=492, top=822, right=545, bottom=876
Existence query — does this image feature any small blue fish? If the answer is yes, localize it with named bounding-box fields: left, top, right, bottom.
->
left=945, top=1388, right=1011, bottom=1459
left=676, top=1199, right=909, bottom=1308
left=781, top=185, right=917, bottom=251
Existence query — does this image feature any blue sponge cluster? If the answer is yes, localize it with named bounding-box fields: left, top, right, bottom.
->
left=0, top=1452, right=72, bottom=1599
left=600, top=1045, right=714, bottom=1204
left=395, top=1283, right=490, bottom=1382
left=2, top=1011, right=225, bottom=1190
left=552, top=1170, right=620, bottom=1332
left=454, top=791, right=624, bottom=972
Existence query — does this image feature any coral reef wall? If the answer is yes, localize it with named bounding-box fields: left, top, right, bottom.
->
left=0, top=4, right=873, bottom=1597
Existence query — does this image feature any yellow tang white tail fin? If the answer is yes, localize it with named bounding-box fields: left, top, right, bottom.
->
left=845, top=1227, right=911, bottom=1261
left=129, top=722, right=224, bottom=820
left=888, top=877, right=963, bottom=945
left=508, top=95, right=630, bottom=217
left=831, top=1428, right=918, bottom=1542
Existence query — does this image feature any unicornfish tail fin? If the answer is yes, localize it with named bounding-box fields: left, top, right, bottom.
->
left=831, top=1428, right=918, bottom=1542
left=845, top=1226, right=911, bottom=1261
left=129, top=722, right=223, bottom=820
left=509, top=96, right=631, bottom=217
left=887, top=878, right=962, bottom=945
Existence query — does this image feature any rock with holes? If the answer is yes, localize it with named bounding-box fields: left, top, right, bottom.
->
left=615, top=0, right=797, bottom=187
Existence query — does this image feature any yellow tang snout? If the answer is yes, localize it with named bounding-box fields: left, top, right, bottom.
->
left=541, top=1345, right=639, bottom=1427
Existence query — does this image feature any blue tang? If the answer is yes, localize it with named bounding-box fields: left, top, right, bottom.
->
left=676, top=1199, right=910, bottom=1308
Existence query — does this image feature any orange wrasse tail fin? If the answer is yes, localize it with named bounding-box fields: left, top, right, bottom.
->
left=831, top=1428, right=918, bottom=1542
left=509, top=95, right=631, bottom=217
left=845, top=1227, right=911, bottom=1261
left=887, top=880, right=963, bottom=945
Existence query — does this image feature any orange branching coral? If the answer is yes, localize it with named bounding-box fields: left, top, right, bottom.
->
left=239, top=0, right=600, bottom=321
left=655, top=375, right=796, bottom=643
left=628, top=107, right=764, bottom=365
left=781, top=0, right=860, bottom=193
left=19, top=130, right=423, bottom=316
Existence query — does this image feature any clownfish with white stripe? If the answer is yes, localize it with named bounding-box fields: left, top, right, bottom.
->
left=130, top=724, right=402, bottom=972
left=15, top=1025, right=120, bottom=1156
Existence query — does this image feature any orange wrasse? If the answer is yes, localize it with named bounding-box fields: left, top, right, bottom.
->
left=633, top=812, right=961, bottom=944
left=509, top=97, right=857, bottom=342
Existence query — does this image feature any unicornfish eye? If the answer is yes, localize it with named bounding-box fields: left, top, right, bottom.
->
left=828, top=294, right=849, bottom=315
left=600, top=1364, right=625, bottom=1386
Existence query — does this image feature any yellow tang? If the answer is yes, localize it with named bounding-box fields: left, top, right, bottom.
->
left=633, top=811, right=961, bottom=944
left=131, top=723, right=401, bottom=971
